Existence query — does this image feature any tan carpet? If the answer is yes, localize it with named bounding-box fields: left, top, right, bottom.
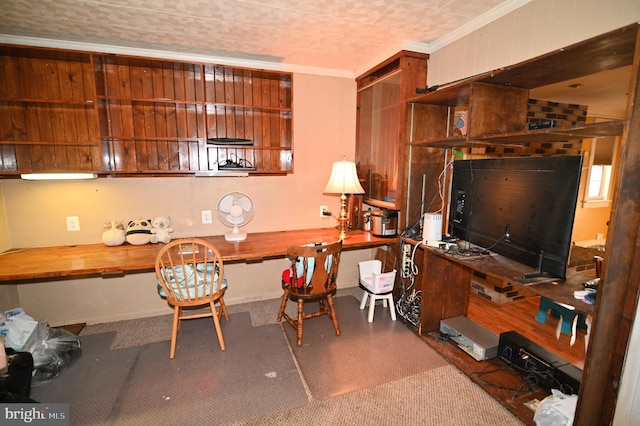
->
left=237, top=365, right=524, bottom=426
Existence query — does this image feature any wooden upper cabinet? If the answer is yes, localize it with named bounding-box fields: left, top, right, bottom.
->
left=0, top=46, right=101, bottom=174
left=0, top=45, right=293, bottom=176
left=94, top=55, right=207, bottom=173
left=203, top=65, right=293, bottom=174
left=356, top=51, right=428, bottom=220
left=407, top=25, right=637, bottom=148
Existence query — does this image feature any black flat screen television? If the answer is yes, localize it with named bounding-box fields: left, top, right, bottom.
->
left=448, top=156, right=583, bottom=279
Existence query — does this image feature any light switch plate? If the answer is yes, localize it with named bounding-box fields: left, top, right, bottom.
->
left=66, top=216, right=80, bottom=231
left=201, top=210, right=213, bottom=224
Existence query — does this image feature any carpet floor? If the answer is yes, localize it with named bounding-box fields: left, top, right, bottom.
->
left=29, top=293, right=525, bottom=426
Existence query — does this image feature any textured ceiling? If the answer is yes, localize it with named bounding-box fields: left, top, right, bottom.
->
left=0, top=0, right=526, bottom=74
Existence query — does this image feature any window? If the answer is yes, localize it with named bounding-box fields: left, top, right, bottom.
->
left=584, top=136, right=617, bottom=205
left=587, top=164, right=612, bottom=200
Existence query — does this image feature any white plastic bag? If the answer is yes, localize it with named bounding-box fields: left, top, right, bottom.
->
left=0, top=307, right=38, bottom=351
left=534, top=389, right=578, bottom=426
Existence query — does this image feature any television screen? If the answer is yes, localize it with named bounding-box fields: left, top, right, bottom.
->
left=448, top=156, right=583, bottom=279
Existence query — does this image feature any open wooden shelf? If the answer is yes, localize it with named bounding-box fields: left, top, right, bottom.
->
left=410, top=120, right=626, bottom=147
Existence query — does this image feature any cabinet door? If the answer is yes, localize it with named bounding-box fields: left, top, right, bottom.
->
left=356, top=52, right=428, bottom=220
left=0, top=46, right=101, bottom=174
left=94, top=55, right=207, bottom=173
left=203, top=66, right=293, bottom=174
left=357, top=72, right=401, bottom=204
left=420, top=251, right=470, bottom=332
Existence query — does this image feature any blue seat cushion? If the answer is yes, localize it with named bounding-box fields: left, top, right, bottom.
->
left=157, top=263, right=227, bottom=300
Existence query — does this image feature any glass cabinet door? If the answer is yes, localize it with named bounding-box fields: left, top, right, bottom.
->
left=357, top=72, right=400, bottom=207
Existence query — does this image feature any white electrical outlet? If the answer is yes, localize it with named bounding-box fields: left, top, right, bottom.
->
left=319, top=205, right=329, bottom=217
left=66, top=216, right=80, bottom=232
left=201, top=210, right=213, bottom=224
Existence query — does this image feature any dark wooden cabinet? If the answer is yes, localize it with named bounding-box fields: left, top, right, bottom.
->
left=0, top=46, right=101, bottom=174
left=420, top=251, right=470, bottom=332
left=94, top=55, right=207, bottom=173
left=407, top=24, right=634, bottom=149
left=355, top=51, right=428, bottom=228
left=203, top=65, right=292, bottom=174
left=0, top=46, right=293, bottom=176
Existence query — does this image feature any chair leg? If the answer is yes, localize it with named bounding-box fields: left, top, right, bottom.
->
left=277, top=289, right=289, bottom=322
left=318, top=299, right=327, bottom=312
left=296, top=299, right=304, bottom=346
left=218, top=297, right=230, bottom=321
left=360, top=291, right=369, bottom=310
left=170, top=307, right=181, bottom=359
left=326, top=295, right=341, bottom=336
left=367, top=295, right=376, bottom=323
left=387, top=294, right=397, bottom=321
left=210, top=301, right=226, bottom=351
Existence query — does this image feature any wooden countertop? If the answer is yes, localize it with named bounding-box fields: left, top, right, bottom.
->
left=0, top=228, right=397, bottom=283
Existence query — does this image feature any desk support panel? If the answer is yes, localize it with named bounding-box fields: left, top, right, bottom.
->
left=420, top=250, right=471, bottom=332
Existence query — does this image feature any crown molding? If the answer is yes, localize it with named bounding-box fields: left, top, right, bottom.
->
left=0, top=34, right=354, bottom=79
left=0, top=0, right=530, bottom=80
left=428, top=0, right=533, bottom=52
left=353, top=0, right=531, bottom=77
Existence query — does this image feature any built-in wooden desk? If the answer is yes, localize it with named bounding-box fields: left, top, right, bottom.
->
left=444, top=248, right=595, bottom=315
left=0, top=228, right=397, bottom=283
left=405, top=239, right=594, bottom=333
left=405, top=239, right=595, bottom=426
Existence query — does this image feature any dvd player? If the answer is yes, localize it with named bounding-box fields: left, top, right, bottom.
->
left=440, top=315, right=499, bottom=361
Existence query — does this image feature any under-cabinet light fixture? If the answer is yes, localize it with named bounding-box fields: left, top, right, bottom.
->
left=20, top=173, right=98, bottom=181
left=194, top=171, right=249, bottom=177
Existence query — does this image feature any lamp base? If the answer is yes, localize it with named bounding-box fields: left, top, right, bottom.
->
left=336, top=226, right=351, bottom=240
left=335, top=195, right=351, bottom=240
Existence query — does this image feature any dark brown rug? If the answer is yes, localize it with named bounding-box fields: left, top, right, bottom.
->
left=282, top=295, right=449, bottom=400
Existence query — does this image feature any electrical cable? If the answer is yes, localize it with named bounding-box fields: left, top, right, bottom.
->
left=469, top=364, right=533, bottom=395
left=479, top=233, right=508, bottom=254
left=395, top=150, right=454, bottom=328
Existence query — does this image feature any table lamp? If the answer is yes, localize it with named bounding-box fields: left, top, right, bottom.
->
left=324, top=157, right=365, bottom=239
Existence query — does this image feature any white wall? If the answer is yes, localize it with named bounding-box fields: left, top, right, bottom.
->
left=427, top=0, right=640, bottom=88
left=14, top=249, right=373, bottom=326
left=1, top=73, right=358, bottom=248
left=0, top=72, right=377, bottom=324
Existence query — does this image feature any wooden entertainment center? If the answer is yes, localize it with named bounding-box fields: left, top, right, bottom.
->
left=402, top=239, right=594, bottom=424
left=358, top=23, right=640, bottom=425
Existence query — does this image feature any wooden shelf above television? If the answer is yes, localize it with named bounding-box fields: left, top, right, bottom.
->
left=410, top=120, right=626, bottom=147
left=409, top=24, right=637, bottom=106
left=478, top=120, right=626, bottom=144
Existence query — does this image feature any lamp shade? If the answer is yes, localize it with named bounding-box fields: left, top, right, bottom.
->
left=324, top=159, right=365, bottom=194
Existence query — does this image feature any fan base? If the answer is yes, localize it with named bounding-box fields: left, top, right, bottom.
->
left=224, top=231, right=247, bottom=242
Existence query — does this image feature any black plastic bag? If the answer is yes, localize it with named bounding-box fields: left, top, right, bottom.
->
left=26, top=321, right=81, bottom=386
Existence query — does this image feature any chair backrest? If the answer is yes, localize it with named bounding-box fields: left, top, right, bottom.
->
left=155, top=238, right=226, bottom=303
left=287, top=241, right=342, bottom=295
left=374, top=247, right=398, bottom=273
